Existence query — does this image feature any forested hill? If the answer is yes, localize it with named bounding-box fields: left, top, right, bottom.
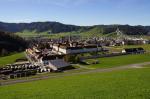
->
left=0, top=21, right=150, bottom=35
left=0, top=31, right=27, bottom=56
left=0, top=22, right=81, bottom=33
left=92, top=25, right=150, bottom=35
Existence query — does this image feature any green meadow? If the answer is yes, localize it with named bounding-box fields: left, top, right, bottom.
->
left=15, top=30, right=79, bottom=38
left=107, top=44, right=150, bottom=53
left=113, top=44, right=150, bottom=52
left=0, top=52, right=25, bottom=67
left=0, top=45, right=150, bottom=99
left=0, top=67, right=150, bottom=99
left=85, top=53, right=150, bottom=69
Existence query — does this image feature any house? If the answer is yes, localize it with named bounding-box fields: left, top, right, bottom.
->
left=39, top=54, right=70, bottom=71
left=124, top=47, right=145, bottom=54
left=125, top=38, right=148, bottom=45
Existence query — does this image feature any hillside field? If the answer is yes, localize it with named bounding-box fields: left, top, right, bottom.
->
left=113, top=44, right=150, bottom=52
left=0, top=67, right=150, bottom=99
left=14, top=26, right=150, bottom=39
left=0, top=45, right=150, bottom=99
left=85, top=53, right=150, bottom=69
left=0, top=52, right=25, bottom=67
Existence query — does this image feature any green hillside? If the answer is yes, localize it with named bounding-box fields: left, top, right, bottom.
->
left=86, top=53, right=150, bottom=68
left=15, top=27, right=105, bottom=38
left=15, top=30, right=51, bottom=38
left=0, top=52, right=25, bottom=66
left=8, top=22, right=150, bottom=38
left=79, top=27, right=104, bottom=38
left=1, top=68, right=150, bottom=99
left=16, top=26, right=141, bottom=39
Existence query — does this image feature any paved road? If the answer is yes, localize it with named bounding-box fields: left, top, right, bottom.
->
left=1, top=62, right=150, bottom=86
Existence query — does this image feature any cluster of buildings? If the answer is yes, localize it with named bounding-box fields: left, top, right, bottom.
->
left=0, top=62, right=39, bottom=79
left=84, top=38, right=148, bottom=47
left=26, top=40, right=103, bottom=72
left=26, top=31, right=150, bottom=71
left=106, top=38, right=149, bottom=46
left=1, top=29, right=149, bottom=79
left=108, top=28, right=149, bottom=46
left=85, top=28, right=149, bottom=46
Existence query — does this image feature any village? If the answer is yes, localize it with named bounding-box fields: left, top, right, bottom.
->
left=1, top=0, right=150, bottom=98
left=0, top=29, right=149, bottom=80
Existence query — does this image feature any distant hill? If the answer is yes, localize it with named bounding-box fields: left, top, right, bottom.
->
left=0, top=31, right=27, bottom=56
left=0, top=21, right=150, bottom=35
left=0, top=22, right=81, bottom=33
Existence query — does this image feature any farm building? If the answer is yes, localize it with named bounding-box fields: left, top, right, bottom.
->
left=124, top=47, right=145, bottom=54
left=124, top=38, right=148, bottom=45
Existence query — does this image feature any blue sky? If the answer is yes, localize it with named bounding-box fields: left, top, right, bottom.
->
left=0, top=0, right=150, bottom=26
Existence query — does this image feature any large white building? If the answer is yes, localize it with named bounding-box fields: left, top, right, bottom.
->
left=26, top=42, right=101, bottom=71
left=52, top=44, right=101, bottom=54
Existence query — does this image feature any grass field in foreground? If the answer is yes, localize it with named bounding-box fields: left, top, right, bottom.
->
left=0, top=68, right=150, bottom=99
left=86, top=53, right=150, bottom=68
left=0, top=52, right=25, bottom=66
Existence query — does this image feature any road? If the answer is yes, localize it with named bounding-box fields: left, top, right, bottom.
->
left=1, top=62, right=150, bottom=86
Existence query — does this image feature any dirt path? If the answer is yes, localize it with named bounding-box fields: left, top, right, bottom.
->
left=75, top=64, right=95, bottom=70
left=1, top=62, right=150, bottom=86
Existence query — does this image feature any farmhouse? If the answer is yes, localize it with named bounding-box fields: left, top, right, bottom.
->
left=124, top=47, right=145, bottom=54
left=124, top=38, right=148, bottom=45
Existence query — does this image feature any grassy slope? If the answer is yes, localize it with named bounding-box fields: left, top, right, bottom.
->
left=79, top=27, right=104, bottom=38
left=105, top=32, right=118, bottom=38
left=106, top=44, right=150, bottom=56
left=14, top=26, right=150, bottom=39
left=0, top=68, right=150, bottom=99
left=15, top=27, right=105, bottom=38
left=16, top=30, right=78, bottom=39
left=0, top=52, right=25, bottom=66
left=15, top=30, right=50, bottom=38
left=15, top=28, right=150, bottom=40
left=86, top=53, right=150, bottom=68
left=113, top=44, right=150, bottom=52
left=0, top=45, right=150, bottom=98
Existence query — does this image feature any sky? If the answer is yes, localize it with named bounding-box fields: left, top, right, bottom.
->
left=0, top=0, right=150, bottom=26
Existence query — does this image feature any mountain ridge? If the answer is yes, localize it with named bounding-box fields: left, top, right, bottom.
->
left=0, top=21, right=150, bottom=35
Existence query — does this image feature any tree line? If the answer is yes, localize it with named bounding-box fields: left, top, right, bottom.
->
left=0, top=31, right=28, bottom=56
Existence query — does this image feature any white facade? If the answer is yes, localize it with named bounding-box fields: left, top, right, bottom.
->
left=53, top=45, right=100, bottom=54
